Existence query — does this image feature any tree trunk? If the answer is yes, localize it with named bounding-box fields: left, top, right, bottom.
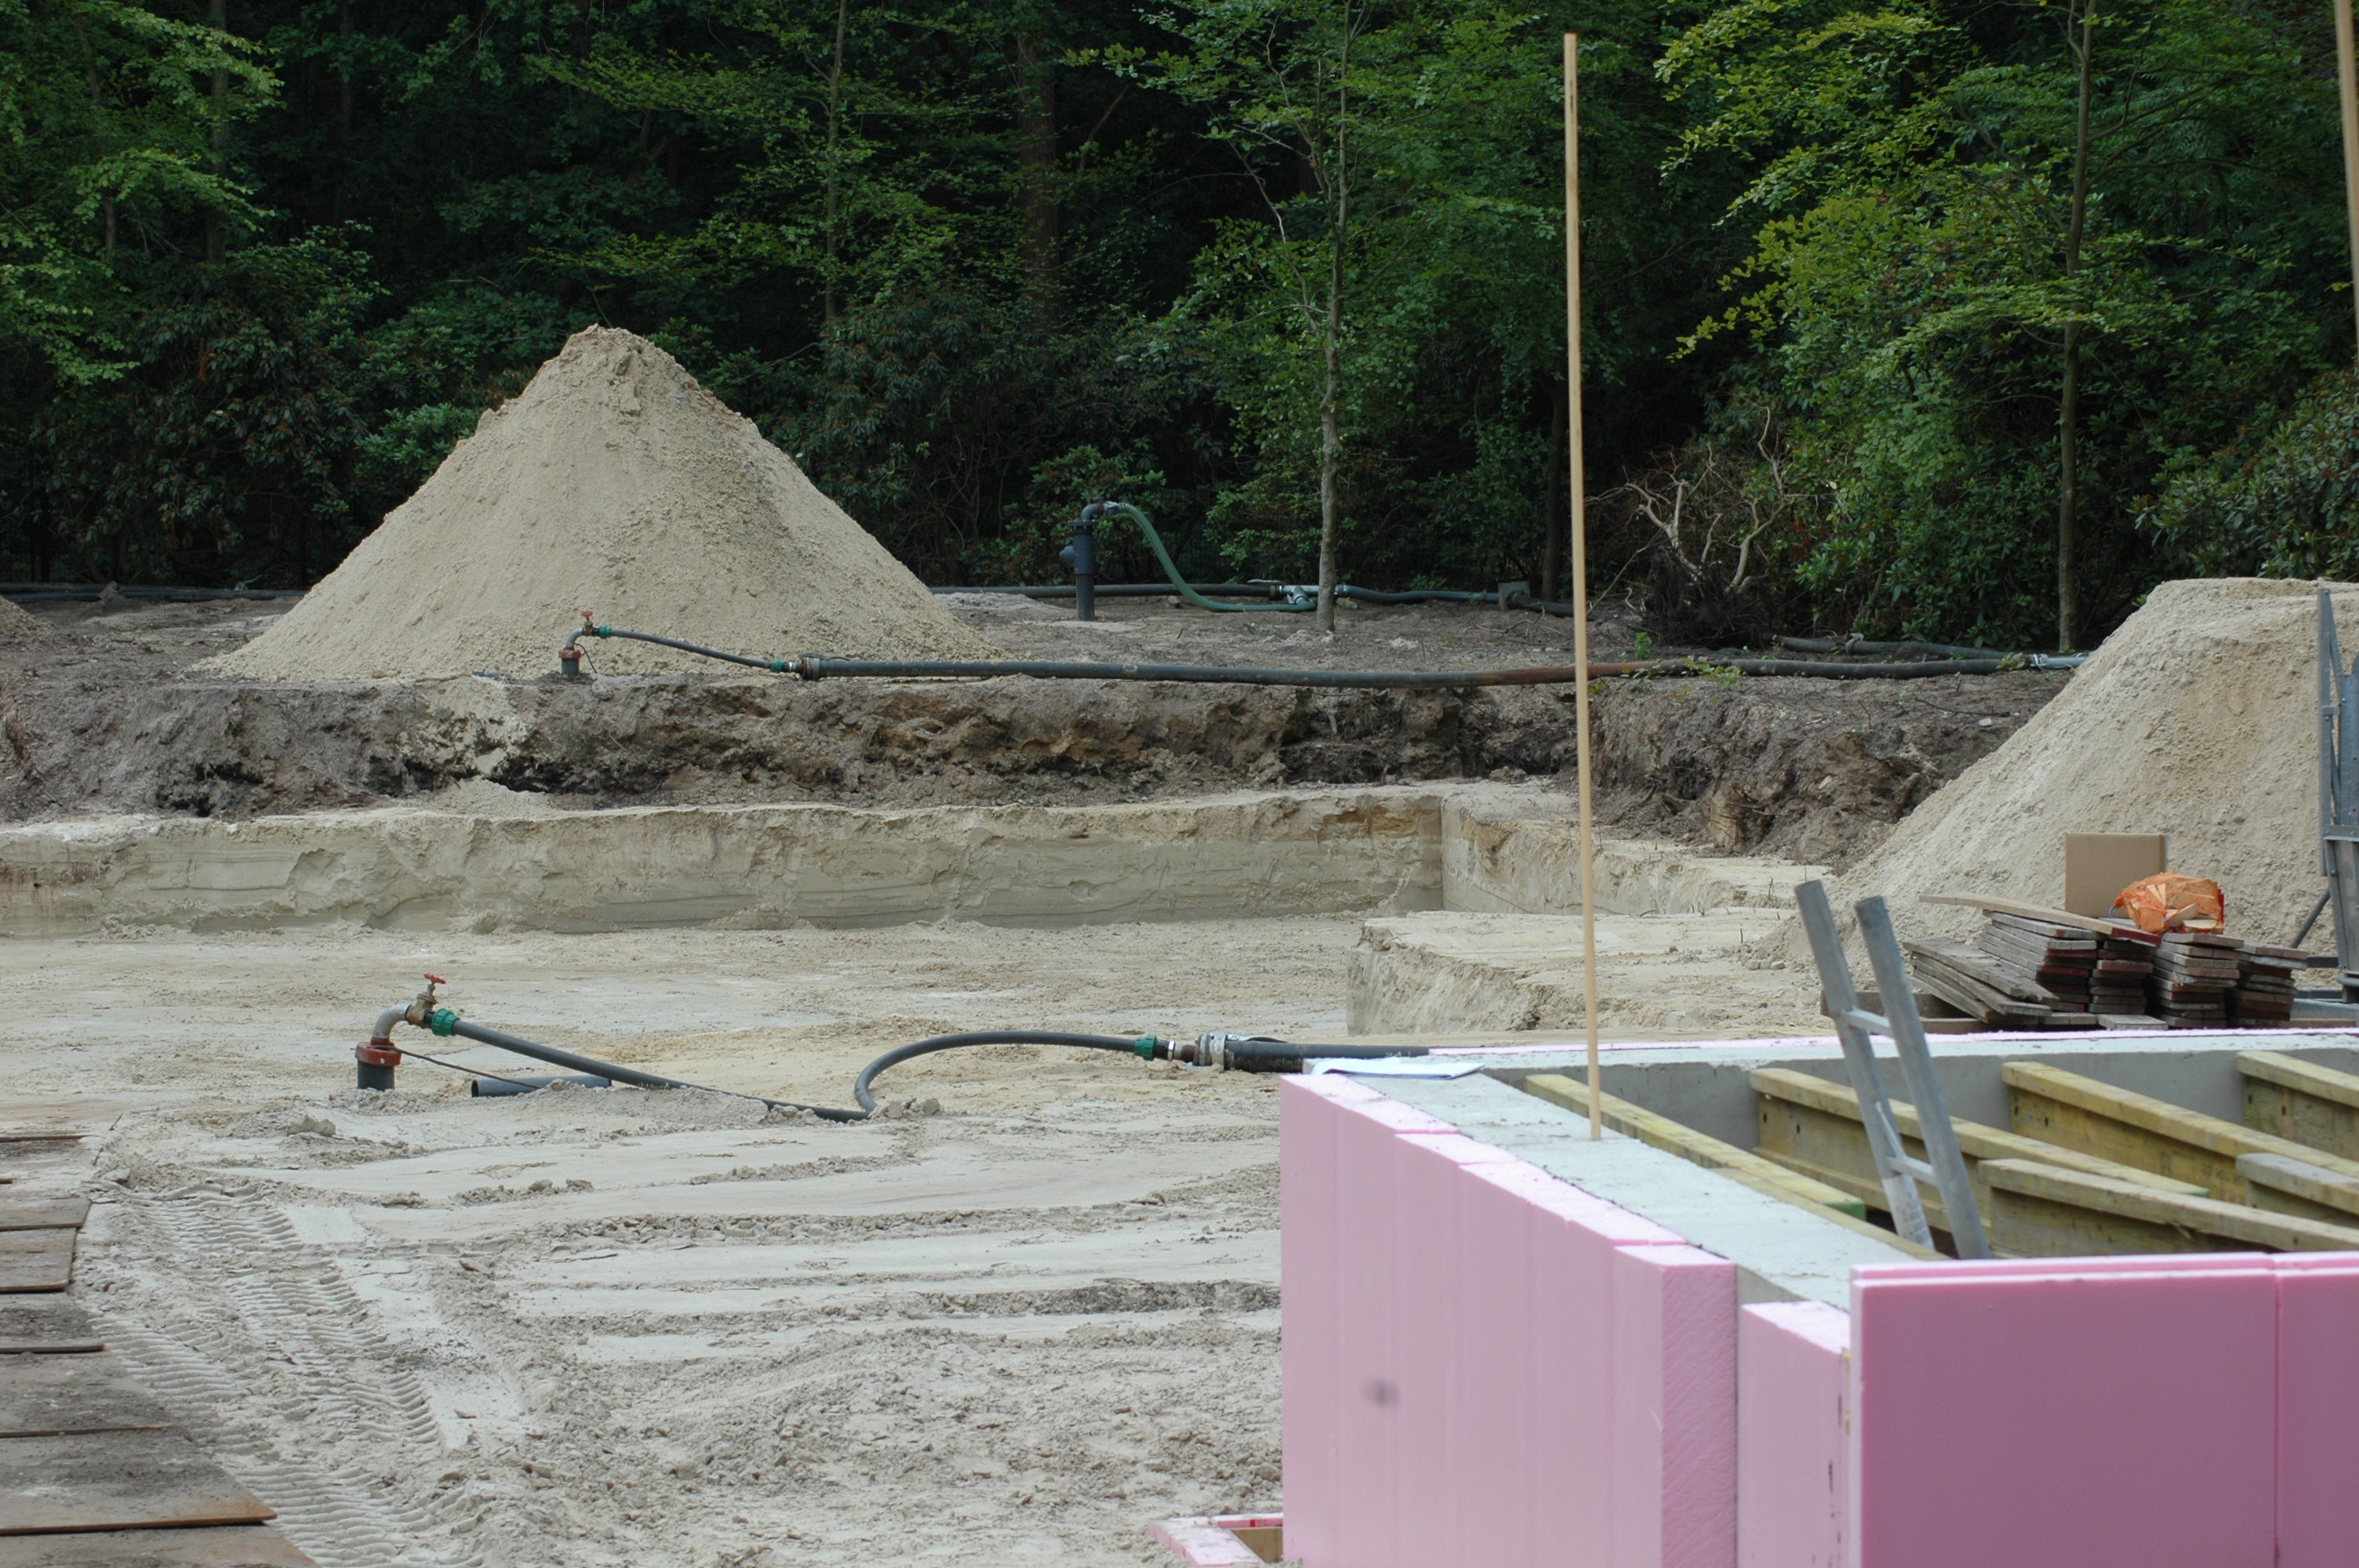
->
left=2056, top=0, right=2095, bottom=652
left=823, top=0, right=850, bottom=327
left=1315, top=14, right=1351, bottom=633
left=1540, top=383, right=1567, bottom=606
left=333, top=1, right=351, bottom=226
left=206, top=0, right=228, bottom=264
left=1016, top=34, right=1060, bottom=317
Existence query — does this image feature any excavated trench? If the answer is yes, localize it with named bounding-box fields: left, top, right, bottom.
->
left=0, top=665, right=2063, bottom=869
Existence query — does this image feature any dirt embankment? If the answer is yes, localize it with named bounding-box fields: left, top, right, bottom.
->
left=0, top=598, right=2066, bottom=866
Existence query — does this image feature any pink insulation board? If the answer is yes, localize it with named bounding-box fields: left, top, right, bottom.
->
left=2273, top=1258, right=2359, bottom=1566
left=1737, top=1301, right=1848, bottom=1568
left=1848, top=1265, right=2278, bottom=1568
left=1611, top=1244, right=1737, bottom=1568
left=1278, top=1076, right=1344, bottom=1568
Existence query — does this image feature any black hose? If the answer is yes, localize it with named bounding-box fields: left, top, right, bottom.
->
left=443, top=1019, right=867, bottom=1121
left=1773, top=633, right=2009, bottom=661
left=936, top=583, right=1285, bottom=601
left=391, top=1010, right=1431, bottom=1117
left=561, top=626, right=2055, bottom=685
left=2, top=585, right=305, bottom=602
left=852, top=1029, right=1155, bottom=1112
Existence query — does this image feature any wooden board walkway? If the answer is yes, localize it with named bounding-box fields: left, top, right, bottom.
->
left=0, top=1116, right=315, bottom=1565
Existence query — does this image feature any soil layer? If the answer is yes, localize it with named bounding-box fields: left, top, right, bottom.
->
left=0, top=596, right=2066, bottom=866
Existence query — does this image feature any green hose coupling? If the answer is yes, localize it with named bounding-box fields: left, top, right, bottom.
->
left=429, top=1008, right=460, bottom=1036
left=1134, top=1036, right=1158, bottom=1060
left=592, top=624, right=612, bottom=639
left=769, top=660, right=787, bottom=673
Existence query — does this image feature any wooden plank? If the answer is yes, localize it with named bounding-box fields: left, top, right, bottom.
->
left=1904, top=937, right=2058, bottom=1004
left=1983, top=1158, right=2359, bottom=1254
left=0, top=1526, right=317, bottom=1567
left=0, top=1232, right=74, bottom=1295
left=2004, top=1062, right=2359, bottom=1218
left=1750, top=1067, right=2208, bottom=1245
left=1751, top=1068, right=2210, bottom=1193
left=0, top=1300, right=93, bottom=1348
left=0, top=1353, right=173, bottom=1439
left=0, top=1203, right=88, bottom=1235
left=0, top=1429, right=274, bottom=1534
left=2240, top=1051, right=2359, bottom=1161
left=2236, top=1152, right=2359, bottom=1221
left=1521, top=1073, right=1868, bottom=1218
left=1922, top=892, right=2121, bottom=934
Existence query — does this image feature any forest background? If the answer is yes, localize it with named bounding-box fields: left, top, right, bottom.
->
left=7, top=0, right=2359, bottom=648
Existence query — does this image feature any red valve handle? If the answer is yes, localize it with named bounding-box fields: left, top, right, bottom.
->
left=423, top=973, right=446, bottom=986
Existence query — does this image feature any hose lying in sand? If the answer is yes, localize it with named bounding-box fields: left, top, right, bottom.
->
left=357, top=996, right=1427, bottom=1115
left=558, top=622, right=2076, bottom=685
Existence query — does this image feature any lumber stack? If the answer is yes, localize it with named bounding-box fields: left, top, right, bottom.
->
left=1901, top=935, right=2077, bottom=1029
left=2230, top=944, right=2303, bottom=1025
left=1976, top=913, right=2162, bottom=1022
left=2145, top=931, right=2241, bottom=1025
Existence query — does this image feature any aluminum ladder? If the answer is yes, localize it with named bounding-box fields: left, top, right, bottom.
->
left=2305, top=588, right=2359, bottom=1001
left=1795, top=881, right=1991, bottom=1258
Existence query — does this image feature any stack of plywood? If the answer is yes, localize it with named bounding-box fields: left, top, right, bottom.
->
left=2146, top=932, right=2243, bottom=1025
left=2230, top=946, right=2303, bottom=1025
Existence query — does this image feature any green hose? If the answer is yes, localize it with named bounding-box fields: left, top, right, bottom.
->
left=1101, top=502, right=1313, bottom=614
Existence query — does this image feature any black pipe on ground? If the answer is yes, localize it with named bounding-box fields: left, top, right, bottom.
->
left=561, top=622, right=2052, bottom=686
left=362, top=1004, right=1430, bottom=1117
left=1, top=584, right=304, bottom=602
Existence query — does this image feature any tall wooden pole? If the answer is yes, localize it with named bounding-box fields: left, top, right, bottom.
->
left=1565, top=34, right=1598, bottom=1140
left=2338, top=0, right=2359, bottom=358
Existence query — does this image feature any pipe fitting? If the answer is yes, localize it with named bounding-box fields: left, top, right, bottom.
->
left=1060, top=505, right=1103, bottom=622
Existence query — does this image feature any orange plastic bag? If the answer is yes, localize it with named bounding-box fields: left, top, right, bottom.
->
left=2113, top=872, right=2226, bottom=933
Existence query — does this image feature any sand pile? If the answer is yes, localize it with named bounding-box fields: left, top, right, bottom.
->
left=1841, top=578, right=2359, bottom=947
left=205, top=327, right=996, bottom=681
left=0, top=596, right=47, bottom=646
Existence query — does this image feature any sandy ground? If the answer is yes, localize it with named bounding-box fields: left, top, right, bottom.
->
left=16, top=918, right=1372, bottom=1568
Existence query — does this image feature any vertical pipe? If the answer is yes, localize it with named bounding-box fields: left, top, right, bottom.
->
left=1565, top=34, right=1599, bottom=1140
left=2338, top=0, right=2359, bottom=358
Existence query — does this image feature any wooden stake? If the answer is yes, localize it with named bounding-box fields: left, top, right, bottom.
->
left=2338, top=0, right=2359, bottom=358
left=1565, top=34, right=1599, bottom=1140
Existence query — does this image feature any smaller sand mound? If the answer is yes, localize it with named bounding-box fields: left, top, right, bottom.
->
left=205, top=328, right=996, bottom=681
left=0, top=596, right=48, bottom=647
left=1841, top=578, right=2358, bottom=946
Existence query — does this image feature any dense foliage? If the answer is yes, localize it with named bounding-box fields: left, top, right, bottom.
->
left=1, top=0, right=2353, bottom=646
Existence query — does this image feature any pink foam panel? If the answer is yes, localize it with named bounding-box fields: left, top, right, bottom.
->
left=2274, top=1261, right=2359, bottom=1566
left=1848, top=1268, right=2276, bottom=1568
left=1386, top=1131, right=1478, bottom=1568
left=1523, top=1174, right=1687, bottom=1566
left=1278, top=1077, right=1345, bottom=1568
left=1612, top=1244, right=1739, bottom=1568
left=1448, top=1160, right=1543, bottom=1566
left=1331, top=1083, right=1419, bottom=1568
left=1856, top=1254, right=2277, bottom=1284
left=1737, top=1302, right=1849, bottom=1568
left=1332, top=1094, right=1463, bottom=1137
left=1151, top=1517, right=1267, bottom=1568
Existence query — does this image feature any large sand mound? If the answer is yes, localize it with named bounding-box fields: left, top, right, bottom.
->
left=205, top=327, right=995, bottom=681
left=1842, top=578, right=2358, bottom=947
